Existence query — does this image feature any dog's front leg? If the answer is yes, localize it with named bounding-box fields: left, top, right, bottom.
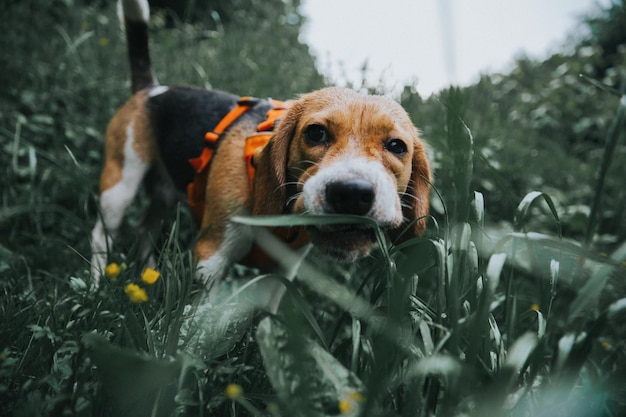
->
left=195, top=224, right=309, bottom=314
left=193, top=221, right=254, bottom=289
left=192, top=121, right=257, bottom=292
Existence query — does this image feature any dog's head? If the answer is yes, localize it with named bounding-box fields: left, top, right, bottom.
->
left=253, top=87, right=430, bottom=261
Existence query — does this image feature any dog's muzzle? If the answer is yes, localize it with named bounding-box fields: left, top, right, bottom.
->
left=306, top=178, right=380, bottom=262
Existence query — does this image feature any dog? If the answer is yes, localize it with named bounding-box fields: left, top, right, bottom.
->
left=90, top=0, right=431, bottom=295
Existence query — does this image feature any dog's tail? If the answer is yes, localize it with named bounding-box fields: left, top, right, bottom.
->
left=118, top=0, right=157, bottom=93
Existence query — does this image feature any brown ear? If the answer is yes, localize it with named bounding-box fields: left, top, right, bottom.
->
left=252, top=100, right=303, bottom=215
left=400, top=136, right=431, bottom=238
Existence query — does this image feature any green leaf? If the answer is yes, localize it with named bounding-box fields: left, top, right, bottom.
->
left=180, top=297, right=253, bottom=359
left=82, top=333, right=198, bottom=417
left=568, top=261, right=613, bottom=322
left=514, top=191, right=562, bottom=237
left=506, top=332, right=537, bottom=374
left=410, top=354, right=462, bottom=379
left=533, top=309, right=547, bottom=339
left=231, top=213, right=378, bottom=229
left=273, top=274, right=329, bottom=350
left=552, top=332, right=587, bottom=378
left=231, top=214, right=392, bottom=266
left=431, top=238, right=449, bottom=315
left=472, top=191, right=485, bottom=226
left=607, top=297, right=626, bottom=321
left=485, top=253, right=507, bottom=294
left=256, top=317, right=365, bottom=417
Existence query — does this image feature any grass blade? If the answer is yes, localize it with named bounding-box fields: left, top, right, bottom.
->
left=584, top=93, right=626, bottom=247
left=514, top=191, right=562, bottom=237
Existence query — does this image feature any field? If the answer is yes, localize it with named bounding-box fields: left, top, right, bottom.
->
left=1, top=1, right=625, bottom=416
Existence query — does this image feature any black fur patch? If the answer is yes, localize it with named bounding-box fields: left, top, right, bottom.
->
left=147, top=87, right=272, bottom=190
left=125, top=19, right=155, bottom=93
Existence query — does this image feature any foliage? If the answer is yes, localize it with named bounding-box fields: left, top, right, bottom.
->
left=146, top=0, right=324, bottom=98
left=1, top=1, right=626, bottom=417
left=402, top=0, right=626, bottom=248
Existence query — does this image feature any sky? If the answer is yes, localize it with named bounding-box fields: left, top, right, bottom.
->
left=300, top=0, right=612, bottom=97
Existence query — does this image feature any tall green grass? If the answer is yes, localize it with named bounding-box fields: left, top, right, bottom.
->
left=5, top=88, right=624, bottom=416
left=1, top=1, right=625, bottom=417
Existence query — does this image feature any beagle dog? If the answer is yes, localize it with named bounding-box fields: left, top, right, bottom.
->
left=90, top=0, right=431, bottom=291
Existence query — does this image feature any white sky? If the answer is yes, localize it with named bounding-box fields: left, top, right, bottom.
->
left=300, top=0, right=611, bottom=97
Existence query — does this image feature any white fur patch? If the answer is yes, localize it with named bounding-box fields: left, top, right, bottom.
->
left=302, top=156, right=402, bottom=226
left=147, top=86, right=169, bottom=98
left=196, top=222, right=254, bottom=287
left=119, top=0, right=150, bottom=23
left=90, top=120, right=150, bottom=287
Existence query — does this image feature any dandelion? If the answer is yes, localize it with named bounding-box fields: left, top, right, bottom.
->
left=99, top=37, right=110, bottom=46
left=225, top=383, right=243, bottom=400
left=125, top=283, right=148, bottom=303
left=224, top=384, right=264, bottom=414
left=338, top=391, right=365, bottom=414
left=105, top=263, right=121, bottom=280
left=530, top=304, right=540, bottom=311
left=141, top=267, right=160, bottom=285
left=338, top=398, right=353, bottom=414
left=601, top=340, right=611, bottom=350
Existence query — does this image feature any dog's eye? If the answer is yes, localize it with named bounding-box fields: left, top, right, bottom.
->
left=384, top=139, right=408, bottom=156
left=305, top=124, right=330, bottom=145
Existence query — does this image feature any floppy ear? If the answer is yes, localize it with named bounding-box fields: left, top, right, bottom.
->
left=400, top=136, right=431, bottom=238
left=252, top=100, right=303, bottom=215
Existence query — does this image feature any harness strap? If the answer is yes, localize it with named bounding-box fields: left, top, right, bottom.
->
left=188, top=97, right=258, bottom=174
left=187, top=98, right=256, bottom=222
left=244, top=100, right=288, bottom=187
left=186, top=97, right=287, bottom=223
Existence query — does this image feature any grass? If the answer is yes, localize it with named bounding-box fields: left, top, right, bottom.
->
left=1, top=1, right=626, bottom=416
left=5, top=96, right=625, bottom=416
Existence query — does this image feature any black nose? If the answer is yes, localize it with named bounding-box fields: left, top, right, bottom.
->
left=325, top=179, right=375, bottom=215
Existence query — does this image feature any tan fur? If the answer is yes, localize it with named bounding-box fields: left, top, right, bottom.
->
left=100, top=92, right=155, bottom=192
left=194, top=119, right=257, bottom=260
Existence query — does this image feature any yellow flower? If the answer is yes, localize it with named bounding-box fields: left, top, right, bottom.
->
left=99, top=37, right=109, bottom=46
left=125, top=283, right=148, bottom=303
left=338, top=391, right=365, bottom=414
left=530, top=304, right=540, bottom=312
left=141, top=267, right=161, bottom=285
left=348, top=392, right=365, bottom=402
left=338, top=398, right=353, bottom=414
left=105, top=263, right=121, bottom=280
left=225, top=383, right=243, bottom=399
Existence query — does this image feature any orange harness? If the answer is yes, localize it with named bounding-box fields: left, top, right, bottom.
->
left=185, top=97, right=308, bottom=268
left=186, top=97, right=287, bottom=223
